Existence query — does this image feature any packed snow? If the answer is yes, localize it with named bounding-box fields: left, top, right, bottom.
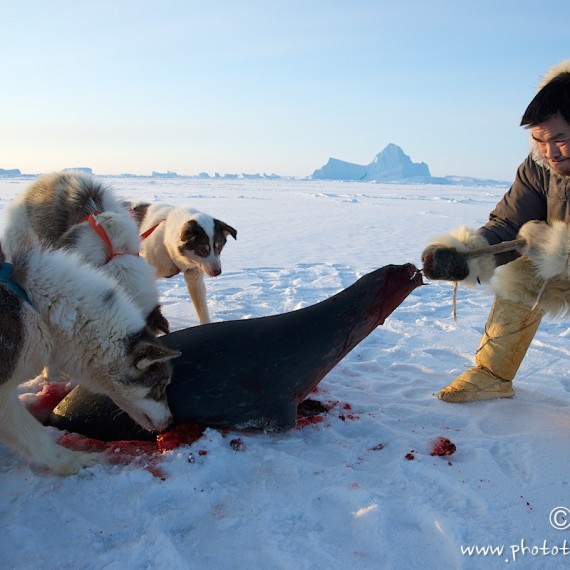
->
left=1, top=176, right=570, bottom=570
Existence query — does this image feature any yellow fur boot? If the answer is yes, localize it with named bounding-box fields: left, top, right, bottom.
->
left=438, top=296, right=543, bottom=403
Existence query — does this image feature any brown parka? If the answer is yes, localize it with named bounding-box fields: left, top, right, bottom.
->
left=479, top=154, right=570, bottom=266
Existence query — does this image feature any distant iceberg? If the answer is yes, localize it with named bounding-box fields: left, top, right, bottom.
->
left=195, top=172, right=281, bottom=180
left=152, top=170, right=179, bottom=178
left=311, top=144, right=430, bottom=182
left=62, top=167, right=93, bottom=175
left=0, top=168, right=21, bottom=177
left=310, top=144, right=508, bottom=186
left=311, top=158, right=368, bottom=181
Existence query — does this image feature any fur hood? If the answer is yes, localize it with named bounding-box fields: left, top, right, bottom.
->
left=537, top=59, right=570, bottom=89
left=529, top=59, right=570, bottom=178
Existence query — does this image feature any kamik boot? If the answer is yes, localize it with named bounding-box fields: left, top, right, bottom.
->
left=438, top=296, right=543, bottom=403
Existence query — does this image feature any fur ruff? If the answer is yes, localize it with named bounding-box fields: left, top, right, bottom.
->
left=425, top=225, right=495, bottom=285
left=493, top=256, right=570, bottom=317
left=537, top=59, right=570, bottom=90
left=528, top=59, right=570, bottom=178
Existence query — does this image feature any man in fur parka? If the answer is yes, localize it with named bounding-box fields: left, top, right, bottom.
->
left=422, top=59, right=570, bottom=403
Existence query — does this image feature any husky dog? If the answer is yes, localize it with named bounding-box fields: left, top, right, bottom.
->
left=0, top=243, right=180, bottom=475
left=131, top=203, right=237, bottom=324
left=2, top=172, right=169, bottom=335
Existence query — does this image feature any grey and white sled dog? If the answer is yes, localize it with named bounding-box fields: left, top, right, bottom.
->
left=0, top=242, right=180, bottom=475
left=2, top=172, right=169, bottom=335
left=131, top=202, right=237, bottom=325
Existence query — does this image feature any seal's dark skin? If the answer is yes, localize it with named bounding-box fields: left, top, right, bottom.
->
left=49, top=264, right=423, bottom=441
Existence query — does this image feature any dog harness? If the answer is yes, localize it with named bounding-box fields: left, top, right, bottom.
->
left=139, top=220, right=181, bottom=277
left=82, top=212, right=140, bottom=264
left=140, top=220, right=165, bottom=240
left=0, top=262, right=31, bottom=304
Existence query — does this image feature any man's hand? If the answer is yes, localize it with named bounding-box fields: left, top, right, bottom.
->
left=421, top=245, right=470, bottom=281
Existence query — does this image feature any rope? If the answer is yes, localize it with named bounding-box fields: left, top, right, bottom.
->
left=476, top=308, right=543, bottom=355
left=453, top=282, right=458, bottom=321
left=448, top=238, right=527, bottom=321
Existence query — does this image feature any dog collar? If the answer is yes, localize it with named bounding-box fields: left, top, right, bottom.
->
left=0, top=262, right=31, bottom=305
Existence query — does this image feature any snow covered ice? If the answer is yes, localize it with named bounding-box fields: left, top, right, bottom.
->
left=1, top=176, right=570, bottom=570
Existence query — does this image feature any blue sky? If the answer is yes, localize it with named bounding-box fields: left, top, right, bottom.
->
left=1, top=1, right=568, bottom=179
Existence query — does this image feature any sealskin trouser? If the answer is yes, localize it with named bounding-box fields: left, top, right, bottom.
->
left=438, top=296, right=543, bottom=403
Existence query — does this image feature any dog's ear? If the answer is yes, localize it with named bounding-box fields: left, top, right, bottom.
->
left=215, top=220, right=237, bottom=240
left=180, top=219, right=200, bottom=244
left=133, top=343, right=181, bottom=371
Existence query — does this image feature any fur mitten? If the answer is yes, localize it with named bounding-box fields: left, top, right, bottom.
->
left=421, top=226, right=496, bottom=285
left=518, top=220, right=570, bottom=281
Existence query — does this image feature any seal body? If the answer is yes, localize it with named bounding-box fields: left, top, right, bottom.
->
left=49, top=264, right=422, bottom=440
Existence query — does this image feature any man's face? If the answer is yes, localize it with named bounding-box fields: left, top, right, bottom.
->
left=531, top=113, right=570, bottom=175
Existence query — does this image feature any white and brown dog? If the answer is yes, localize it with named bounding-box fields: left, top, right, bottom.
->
left=131, top=203, right=237, bottom=324
left=0, top=243, right=179, bottom=475
left=2, top=172, right=169, bottom=335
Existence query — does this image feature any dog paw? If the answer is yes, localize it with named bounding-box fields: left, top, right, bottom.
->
left=47, top=448, right=104, bottom=476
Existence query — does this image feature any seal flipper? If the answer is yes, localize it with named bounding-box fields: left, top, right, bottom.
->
left=49, top=263, right=422, bottom=440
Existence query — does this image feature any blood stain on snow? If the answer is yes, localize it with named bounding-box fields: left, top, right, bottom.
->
left=230, top=438, right=246, bottom=451
left=56, top=422, right=207, bottom=478
left=23, top=380, right=74, bottom=422
left=156, top=423, right=205, bottom=452
left=296, top=398, right=357, bottom=428
left=429, top=436, right=457, bottom=457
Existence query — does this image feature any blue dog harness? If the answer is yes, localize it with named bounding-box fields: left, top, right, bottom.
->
left=0, top=262, right=31, bottom=304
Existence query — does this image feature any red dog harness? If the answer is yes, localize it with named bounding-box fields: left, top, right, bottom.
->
left=139, top=220, right=165, bottom=240
left=139, top=219, right=181, bottom=277
left=82, top=212, right=140, bottom=264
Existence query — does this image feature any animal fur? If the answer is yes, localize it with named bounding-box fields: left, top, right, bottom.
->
left=2, top=172, right=169, bottom=334
left=518, top=220, right=570, bottom=281
left=0, top=243, right=179, bottom=475
left=423, top=225, right=496, bottom=285
left=131, top=202, right=237, bottom=324
left=493, top=256, right=570, bottom=317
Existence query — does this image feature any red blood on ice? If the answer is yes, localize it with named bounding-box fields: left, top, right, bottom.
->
left=295, top=398, right=331, bottom=428
left=57, top=432, right=108, bottom=453
left=296, top=397, right=360, bottom=428
left=24, top=381, right=74, bottom=422
left=297, top=398, right=332, bottom=417
left=296, top=415, right=325, bottom=428
left=429, top=436, right=456, bottom=457
left=106, top=441, right=159, bottom=460
left=56, top=422, right=206, bottom=479
left=405, top=452, right=415, bottom=461
left=230, top=438, right=245, bottom=451
left=156, top=423, right=205, bottom=452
